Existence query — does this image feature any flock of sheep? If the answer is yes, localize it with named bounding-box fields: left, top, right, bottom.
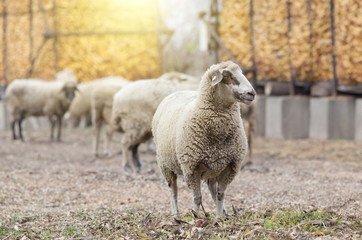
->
left=5, top=61, right=256, bottom=218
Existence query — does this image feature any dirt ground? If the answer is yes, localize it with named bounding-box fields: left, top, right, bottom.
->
left=0, top=128, right=361, bottom=239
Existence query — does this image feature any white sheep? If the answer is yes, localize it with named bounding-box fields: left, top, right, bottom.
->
left=91, top=80, right=131, bottom=157
left=152, top=61, right=256, bottom=218
left=67, top=76, right=127, bottom=127
left=111, top=72, right=199, bottom=172
left=5, top=78, right=78, bottom=141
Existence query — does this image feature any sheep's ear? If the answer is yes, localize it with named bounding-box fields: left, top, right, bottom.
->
left=60, top=85, right=66, bottom=93
left=211, top=71, right=223, bottom=86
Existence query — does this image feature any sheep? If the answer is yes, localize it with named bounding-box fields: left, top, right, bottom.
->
left=67, top=76, right=127, bottom=127
left=239, top=101, right=256, bottom=162
left=151, top=61, right=256, bottom=219
left=91, top=80, right=131, bottom=157
left=5, top=78, right=78, bottom=141
left=111, top=72, right=199, bottom=173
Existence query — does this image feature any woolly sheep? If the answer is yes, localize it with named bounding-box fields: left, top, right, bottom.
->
left=91, top=80, right=131, bottom=157
left=152, top=61, right=256, bottom=218
left=5, top=78, right=78, bottom=141
left=111, top=72, right=199, bottom=172
left=67, top=76, right=127, bottom=127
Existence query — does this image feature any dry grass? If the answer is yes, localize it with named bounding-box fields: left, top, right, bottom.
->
left=0, top=128, right=361, bottom=239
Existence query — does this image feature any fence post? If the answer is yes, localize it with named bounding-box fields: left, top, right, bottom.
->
left=29, top=0, right=34, bottom=77
left=329, top=0, right=338, bottom=97
left=52, top=0, right=58, bottom=73
left=2, top=0, right=7, bottom=88
left=249, top=0, right=257, bottom=87
left=306, top=0, right=314, bottom=80
left=286, top=0, right=295, bottom=95
left=210, top=0, right=220, bottom=63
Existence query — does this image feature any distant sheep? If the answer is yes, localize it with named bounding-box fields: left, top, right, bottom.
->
left=91, top=80, right=131, bottom=157
left=6, top=78, right=78, bottom=141
left=67, top=76, right=127, bottom=127
left=152, top=61, right=256, bottom=218
left=239, top=101, right=256, bottom=161
left=111, top=72, right=199, bottom=172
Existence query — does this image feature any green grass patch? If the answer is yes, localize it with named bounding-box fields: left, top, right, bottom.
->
left=0, top=207, right=360, bottom=239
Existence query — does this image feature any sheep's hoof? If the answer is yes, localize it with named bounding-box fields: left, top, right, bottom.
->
left=223, top=209, right=228, bottom=216
left=124, top=164, right=133, bottom=173
left=173, top=215, right=187, bottom=224
left=103, top=152, right=112, bottom=158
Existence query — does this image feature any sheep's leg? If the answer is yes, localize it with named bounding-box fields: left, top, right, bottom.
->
left=131, top=143, right=142, bottom=171
left=49, top=116, right=55, bottom=141
left=121, top=144, right=136, bottom=173
left=11, top=119, right=17, bottom=140
left=92, top=120, right=101, bottom=157
left=185, top=173, right=202, bottom=214
left=18, top=116, right=24, bottom=141
left=215, top=183, right=228, bottom=219
left=207, top=178, right=217, bottom=205
left=103, top=125, right=113, bottom=157
left=216, top=169, right=233, bottom=219
left=71, top=116, right=81, bottom=128
left=247, top=125, right=252, bottom=159
left=163, top=168, right=179, bottom=218
left=56, top=115, right=62, bottom=142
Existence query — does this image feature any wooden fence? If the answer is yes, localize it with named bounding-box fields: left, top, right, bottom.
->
left=220, top=0, right=361, bottom=95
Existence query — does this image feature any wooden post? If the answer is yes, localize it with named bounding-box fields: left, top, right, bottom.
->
left=29, top=0, right=34, bottom=77
left=201, top=16, right=252, bottom=74
left=154, top=0, right=163, bottom=74
left=52, top=0, right=58, bottom=73
left=286, top=0, right=295, bottom=95
left=329, top=0, right=338, bottom=97
left=306, top=0, right=313, bottom=80
left=249, top=0, right=257, bottom=87
left=209, top=0, right=220, bottom=63
left=2, top=0, right=7, bottom=87
left=38, top=0, right=50, bottom=32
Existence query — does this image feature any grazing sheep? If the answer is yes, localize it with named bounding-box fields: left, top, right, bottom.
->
left=111, top=72, right=199, bottom=172
left=91, top=80, right=131, bottom=157
left=5, top=78, right=78, bottom=141
left=67, top=76, right=127, bottom=127
left=152, top=61, right=256, bottom=218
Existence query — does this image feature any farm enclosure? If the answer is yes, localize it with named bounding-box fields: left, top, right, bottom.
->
left=0, top=128, right=361, bottom=239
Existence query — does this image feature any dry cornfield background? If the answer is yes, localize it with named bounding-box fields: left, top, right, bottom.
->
left=0, top=128, right=361, bottom=239
left=220, top=0, right=362, bottom=84
left=0, top=0, right=160, bottom=83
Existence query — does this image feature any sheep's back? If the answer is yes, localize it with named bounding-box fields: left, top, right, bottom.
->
left=114, top=79, right=178, bottom=122
left=6, top=80, right=61, bottom=116
left=69, top=77, right=128, bottom=117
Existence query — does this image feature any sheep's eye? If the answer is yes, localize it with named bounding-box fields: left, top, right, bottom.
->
left=232, top=77, right=240, bottom=85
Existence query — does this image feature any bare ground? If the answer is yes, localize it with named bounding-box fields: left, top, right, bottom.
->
left=0, top=128, right=361, bottom=239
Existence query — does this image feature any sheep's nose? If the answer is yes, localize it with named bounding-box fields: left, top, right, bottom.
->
left=246, top=89, right=256, bottom=99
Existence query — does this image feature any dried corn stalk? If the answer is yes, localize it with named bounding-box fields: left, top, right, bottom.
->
left=220, top=0, right=361, bottom=84
left=0, top=0, right=160, bottom=84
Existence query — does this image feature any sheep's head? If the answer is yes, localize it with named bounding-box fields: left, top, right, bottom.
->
left=61, top=82, right=79, bottom=103
left=210, top=61, right=256, bottom=105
